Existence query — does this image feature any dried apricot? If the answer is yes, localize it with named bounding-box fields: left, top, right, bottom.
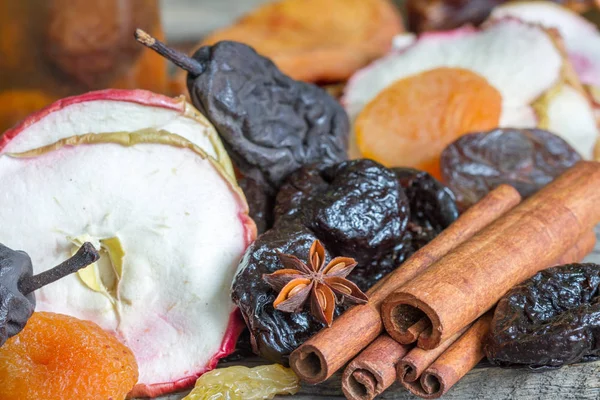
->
left=354, top=67, right=502, bottom=179
left=197, top=0, right=403, bottom=83
left=0, top=312, right=138, bottom=400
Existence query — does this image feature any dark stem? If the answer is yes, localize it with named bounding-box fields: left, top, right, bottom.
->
left=134, top=28, right=205, bottom=75
left=19, top=242, right=100, bottom=295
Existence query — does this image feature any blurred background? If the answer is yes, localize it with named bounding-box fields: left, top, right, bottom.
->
left=0, top=0, right=598, bottom=132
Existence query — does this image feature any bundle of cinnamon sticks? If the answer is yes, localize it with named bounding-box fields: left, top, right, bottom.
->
left=289, top=161, right=600, bottom=400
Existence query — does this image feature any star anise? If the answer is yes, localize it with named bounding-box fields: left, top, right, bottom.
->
left=262, top=239, right=368, bottom=327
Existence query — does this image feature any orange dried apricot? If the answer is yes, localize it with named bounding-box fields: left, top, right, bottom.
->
left=199, top=0, right=403, bottom=83
left=354, top=67, right=502, bottom=179
left=0, top=312, right=138, bottom=400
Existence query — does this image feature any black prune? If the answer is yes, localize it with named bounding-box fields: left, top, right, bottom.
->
left=273, top=164, right=329, bottom=224
left=0, top=242, right=98, bottom=346
left=309, top=160, right=410, bottom=267
left=231, top=221, right=346, bottom=365
left=485, top=263, right=600, bottom=368
left=0, top=244, right=35, bottom=346
left=441, top=128, right=581, bottom=210
left=393, top=167, right=458, bottom=249
left=185, top=41, right=349, bottom=191
left=407, top=0, right=505, bottom=33
left=238, top=176, right=274, bottom=234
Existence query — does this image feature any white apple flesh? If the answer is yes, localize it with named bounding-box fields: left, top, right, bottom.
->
left=0, top=91, right=256, bottom=398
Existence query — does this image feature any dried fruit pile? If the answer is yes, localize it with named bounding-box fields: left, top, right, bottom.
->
left=0, top=312, right=138, bottom=400
left=344, top=17, right=599, bottom=174
left=232, top=160, right=458, bottom=364
left=0, top=90, right=255, bottom=398
left=136, top=29, right=351, bottom=234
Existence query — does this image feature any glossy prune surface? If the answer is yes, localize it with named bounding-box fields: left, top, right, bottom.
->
left=238, top=176, right=274, bottom=234
left=393, top=167, right=459, bottom=250
left=486, top=263, right=600, bottom=368
left=441, top=128, right=581, bottom=210
left=231, top=221, right=342, bottom=365
left=233, top=159, right=459, bottom=362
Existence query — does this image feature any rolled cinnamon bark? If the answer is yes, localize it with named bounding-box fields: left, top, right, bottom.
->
left=341, top=335, right=410, bottom=400
left=398, top=326, right=468, bottom=386
left=290, top=185, right=521, bottom=384
left=405, top=313, right=493, bottom=399
left=381, top=161, right=600, bottom=350
left=399, top=230, right=595, bottom=398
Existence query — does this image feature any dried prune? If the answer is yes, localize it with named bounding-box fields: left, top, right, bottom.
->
left=0, top=244, right=35, bottom=347
left=310, top=160, right=410, bottom=269
left=393, top=167, right=458, bottom=249
left=441, top=128, right=581, bottom=210
left=233, top=160, right=418, bottom=362
left=273, top=164, right=329, bottom=224
left=185, top=42, right=349, bottom=191
left=136, top=32, right=349, bottom=206
left=232, top=221, right=347, bottom=365
left=406, top=0, right=505, bottom=33
left=0, top=243, right=98, bottom=347
left=485, top=263, right=600, bottom=368
left=238, top=176, right=274, bottom=234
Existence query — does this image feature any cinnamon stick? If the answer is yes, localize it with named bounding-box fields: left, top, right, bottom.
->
left=290, top=185, right=521, bottom=384
left=341, top=335, right=410, bottom=400
left=381, top=161, right=600, bottom=350
left=398, top=326, right=468, bottom=386
left=404, top=312, right=493, bottom=399
left=399, top=230, right=595, bottom=398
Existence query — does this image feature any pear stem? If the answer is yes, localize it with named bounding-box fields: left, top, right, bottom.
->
left=134, top=28, right=204, bottom=75
left=19, top=242, right=100, bottom=295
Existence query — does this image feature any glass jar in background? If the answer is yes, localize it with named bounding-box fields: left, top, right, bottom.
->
left=0, top=0, right=168, bottom=132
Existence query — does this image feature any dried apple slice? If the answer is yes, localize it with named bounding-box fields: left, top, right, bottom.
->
left=0, top=88, right=234, bottom=177
left=0, top=131, right=256, bottom=397
left=491, top=2, right=600, bottom=89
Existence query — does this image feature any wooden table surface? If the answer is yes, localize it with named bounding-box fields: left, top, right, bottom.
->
left=152, top=1, right=600, bottom=399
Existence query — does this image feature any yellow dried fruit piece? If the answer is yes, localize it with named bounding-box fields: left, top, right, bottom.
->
left=184, top=364, right=300, bottom=400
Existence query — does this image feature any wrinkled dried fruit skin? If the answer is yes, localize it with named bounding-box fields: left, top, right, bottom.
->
left=184, top=364, right=299, bottom=400
left=407, top=0, right=505, bottom=33
left=232, top=221, right=343, bottom=365
left=0, top=311, right=138, bottom=400
left=441, top=128, right=581, bottom=210
left=406, top=0, right=597, bottom=33
left=239, top=176, right=274, bottom=234
left=310, top=160, right=410, bottom=268
left=235, top=160, right=450, bottom=362
left=187, top=41, right=349, bottom=191
left=486, top=263, right=600, bottom=368
left=273, top=164, right=329, bottom=224
left=0, top=243, right=35, bottom=347
left=393, top=167, right=459, bottom=249
left=273, top=160, right=411, bottom=278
